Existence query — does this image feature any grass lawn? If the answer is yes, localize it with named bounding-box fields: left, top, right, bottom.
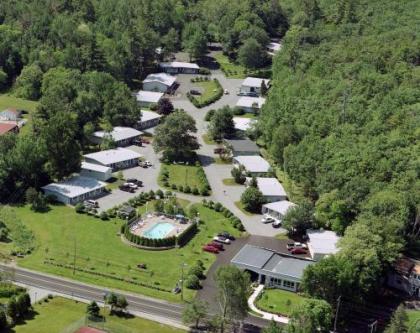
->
left=236, top=113, right=258, bottom=119
left=213, top=53, right=271, bottom=79
left=159, top=163, right=209, bottom=191
left=234, top=201, right=256, bottom=216
left=192, top=79, right=222, bottom=105
left=11, top=296, right=184, bottom=333
left=408, top=309, right=420, bottom=332
left=214, top=157, right=232, bottom=165
left=0, top=94, right=38, bottom=135
left=105, top=176, right=125, bottom=191
left=13, top=203, right=241, bottom=302
left=275, top=233, right=289, bottom=240
left=222, top=178, right=240, bottom=186
left=256, top=289, right=307, bottom=316
left=202, top=134, right=216, bottom=145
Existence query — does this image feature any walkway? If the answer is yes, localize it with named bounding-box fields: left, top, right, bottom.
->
left=248, top=285, right=289, bottom=324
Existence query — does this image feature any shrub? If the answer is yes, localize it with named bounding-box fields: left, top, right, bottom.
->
left=178, top=185, right=184, bottom=192
left=192, top=187, right=199, bottom=195
left=200, top=187, right=209, bottom=196
left=99, top=212, right=109, bottom=220
left=214, top=202, right=223, bottom=212
left=188, top=265, right=205, bottom=279
left=185, top=274, right=200, bottom=289
left=205, top=109, right=216, bottom=121
left=75, top=203, right=85, bottom=214
left=171, top=183, right=177, bottom=190
left=156, top=189, right=164, bottom=198
left=199, top=68, right=210, bottom=75
left=184, top=185, right=191, bottom=193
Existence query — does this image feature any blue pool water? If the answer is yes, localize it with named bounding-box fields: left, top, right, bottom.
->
left=143, top=222, right=175, bottom=239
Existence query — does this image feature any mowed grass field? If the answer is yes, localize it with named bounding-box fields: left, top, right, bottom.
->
left=160, top=164, right=206, bottom=189
left=12, top=296, right=184, bottom=333
left=14, top=203, right=241, bottom=302
left=256, top=289, right=307, bottom=316
left=193, top=79, right=220, bottom=104
left=0, top=94, right=38, bottom=135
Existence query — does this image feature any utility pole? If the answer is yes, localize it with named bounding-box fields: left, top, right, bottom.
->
left=180, top=263, right=187, bottom=301
left=72, top=237, right=77, bottom=276
left=333, top=295, right=341, bottom=332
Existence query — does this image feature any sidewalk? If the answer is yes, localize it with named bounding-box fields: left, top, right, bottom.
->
left=248, top=285, right=289, bottom=324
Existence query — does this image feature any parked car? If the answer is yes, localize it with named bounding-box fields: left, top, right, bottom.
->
left=190, top=89, right=201, bottom=95
left=213, top=236, right=230, bottom=244
left=224, top=89, right=229, bottom=95
left=287, top=243, right=295, bottom=250
left=261, top=215, right=275, bottom=224
left=208, top=242, right=224, bottom=251
left=287, top=242, right=308, bottom=251
left=84, top=200, right=99, bottom=208
left=203, top=245, right=219, bottom=253
left=119, top=184, right=135, bottom=193
left=126, top=178, right=143, bottom=187
left=144, top=160, right=152, bottom=167
left=272, top=220, right=282, bottom=228
left=172, top=285, right=181, bottom=294
left=214, top=147, right=226, bottom=154
left=291, top=248, right=308, bottom=255
left=218, top=232, right=235, bottom=241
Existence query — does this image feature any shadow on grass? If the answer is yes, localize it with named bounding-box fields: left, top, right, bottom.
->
left=3, top=310, right=40, bottom=333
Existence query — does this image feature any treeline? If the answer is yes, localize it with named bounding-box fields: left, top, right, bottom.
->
left=260, top=0, right=419, bottom=308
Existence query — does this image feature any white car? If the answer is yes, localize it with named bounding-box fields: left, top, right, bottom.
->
left=224, top=89, right=229, bottom=95
left=145, top=160, right=152, bottom=167
left=261, top=216, right=275, bottom=224
left=272, top=220, right=282, bottom=228
left=293, top=242, right=308, bottom=249
left=124, top=182, right=138, bottom=189
left=213, top=236, right=230, bottom=244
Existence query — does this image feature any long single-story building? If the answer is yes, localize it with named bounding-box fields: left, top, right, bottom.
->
left=0, top=122, right=19, bottom=135
left=90, top=127, right=143, bottom=147
left=42, top=176, right=107, bottom=205
left=80, top=162, right=113, bottom=181
left=233, top=117, right=256, bottom=132
left=84, top=148, right=142, bottom=171
left=306, top=229, right=341, bottom=261
left=231, top=244, right=313, bottom=292
left=142, top=73, right=177, bottom=93
left=136, top=90, right=164, bottom=108
left=233, top=156, right=270, bottom=176
left=262, top=201, right=296, bottom=220
left=137, top=110, right=162, bottom=130
left=224, top=138, right=260, bottom=157
left=236, top=96, right=266, bottom=113
left=246, top=177, right=287, bottom=202
left=0, top=108, right=22, bottom=121
left=159, top=61, right=200, bottom=74
left=239, top=77, right=270, bottom=96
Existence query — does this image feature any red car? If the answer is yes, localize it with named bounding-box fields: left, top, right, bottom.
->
left=291, top=248, right=308, bottom=255
left=202, top=245, right=219, bottom=254
left=208, top=242, right=224, bottom=251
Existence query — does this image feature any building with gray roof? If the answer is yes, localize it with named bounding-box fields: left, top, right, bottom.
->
left=91, top=127, right=142, bottom=147
left=231, top=244, right=313, bottom=292
left=84, top=148, right=142, bottom=171
left=225, top=138, right=260, bottom=157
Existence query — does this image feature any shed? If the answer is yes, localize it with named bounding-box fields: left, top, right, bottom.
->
left=42, top=176, right=107, bottom=205
left=142, top=73, right=177, bottom=93
left=0, top=123, right=19, bottom=135
left=80, top=162, right=113, bottom=181
left=84, top=148, right=142, bottom=171
left=225, top=138, right=260, bottom=157
left=262, top=201, right=296, bottom=220
left=0, top=108, right=22, bottom=121
left=233, top=117, right=256, bottom=132
left=136, top=90, right=164, bottom=108
left=306, top=229, right=341, bottom=261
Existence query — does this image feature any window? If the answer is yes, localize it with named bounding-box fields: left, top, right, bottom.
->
left=269, top=278, right=282, bottom=287
left=283, top=280, right=295, bottom=289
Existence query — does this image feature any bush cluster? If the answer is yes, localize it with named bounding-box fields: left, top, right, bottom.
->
left=0, top=283, right=25, bottom=298
left=198, top=68, right=211, bottom=75
left=202, top=199, right=245, bottom=231
left=160, top=165, right=211, bottom=196
left=190, top=76, right=210, bottom=83
left=187, top=78, right=223, bottom=108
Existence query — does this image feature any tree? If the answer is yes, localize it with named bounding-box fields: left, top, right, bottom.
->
left=30, top=193, right=49, bottom=212
left=282, top=202, right=315, bottom=235
left=249, top=176, right=258, bottom=188
left=162, top=28, right=179, bottom=60
left=260, top=80, right=268, bottom=97
left=231, top=166, right=246, bottom=184
left=7, top=296, right=18, bottom=323
left=156, top=98, right=174, bottom=116
left=287, top=299, right=332, bottom=333
left=104, top=292, right=118, bottom=313
left=241, top=186, right=265, bottom=213
left=116, top=295, right=128, bottom=313
left=214, top=265, right=250, bottom=333
left=208, top=107, right=235, bottom=141
left=182, top=23, right=208, bottom=61
left=263, top=320, right=283, bottom=333
left=238, top=38, right=267, bottom=69
left=153, top=111, right=199, bottom=161
left=0, top=310, right=7, bottom=329
left=25, top=188, right=38, bottom=205
left=86, top=301, right=100, bottom=318
left=185, top=274, right=200, bottom=289
left=182, top=299, right=208, bottom=328
left=16, top=293, right=31, bottom=316
left=384, top=305, right=408, bottom=333
left=0, top=68, right=7, bottom=90
left=14, top=63, right=43, bottom=100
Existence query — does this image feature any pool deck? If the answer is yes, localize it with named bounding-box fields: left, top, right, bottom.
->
left=130, top=214, right=190, bottom=238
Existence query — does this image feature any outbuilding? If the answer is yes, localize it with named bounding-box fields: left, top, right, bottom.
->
left=0, top=108, right=22, bottom=121
left=84, top=148, right=142, bottom=171
left=42, top=176, right=107, bottom=205
left=159, top=61, right=200, bottom=74
left=136, top=90, right=164, bottom=108
left=0, top=123, right=19, bottom=135
left=262, top=201, right=296, bottom=220
left=233, top=156, right=270, bottom=176
left=231, top=244, right=313, bottom=292
left=246, top=177, right=286, bottom=202
left=236, top=97, right=266, bottom=113
left=224, top=138, right=260, bottom=157
left=80, top=162, right=113, bottom=181
left=240, top=77, right=270, bottom=96
left=142, top=73, right=177, bottom=93
left=137, top=110, right=162, bottom=130
left=90, top=127, right=143, bottom=147
left=306, top=229, right=341, bottom=261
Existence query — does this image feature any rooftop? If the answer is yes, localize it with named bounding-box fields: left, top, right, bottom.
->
left=81, top=162, right=112, bottom=173
left=233, top=117, right=256, bottom=131
left=0, top=122, right=18, bottom=135
left=160, top=61, right=199, bottom=69
left=248, top=177, right=286, bottom=197
left=136, top=90, right=164, bottom=104
left=42, top=176, right=106, bottom=199
left=242, top=77, right=270, bottom=87
left=262, top=253, right=313, bottom=279
left=231, top=245, right=274, bottom=269
left=140, top=110, right=162, bottom=122
left=236, top=96, right=266, bottom=109
left=92, top=127, right=142, bottom=142
left=307, top=229, right=341, bottom=255
left=84, top=148, right=142, bottom=166
left=143, top=73, right=177, bottom=87
left=263, top=200, right=296, bottom=215
left=225, top=138, right=259, bottom=153
left=268, top=42, right=282, bottom=52
left=234, top=156, right=270, bottom=173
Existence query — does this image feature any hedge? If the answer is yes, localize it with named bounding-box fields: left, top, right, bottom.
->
left=187, top=78, right=223, bottom=108
left=202, top=199, right=245, bottom=231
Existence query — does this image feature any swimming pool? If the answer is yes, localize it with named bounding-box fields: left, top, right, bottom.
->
left=143, top=222, right=175, bottom=239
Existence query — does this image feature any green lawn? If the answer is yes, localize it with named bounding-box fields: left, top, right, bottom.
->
left=13, top=203, right=241, bottom=302
left=193, top=79, right=221, bottom=104
left=234, top=201, right=256, bottom=216
left=256, top=289, right=307, bottom=316
left=0, top=94, right=38, bottom=135
left=222, top=178, right=240, bottom=186
left=202, top=134, right=216, bottom=145
left=408, top=309, right=420, bottom=332
left=11, top=296, right=184, bottom=333
left=160, top=163, right=209, bottom=191
left=213, top=53, right=271, bottom=79
left=214, top=157, right=232, bottom=165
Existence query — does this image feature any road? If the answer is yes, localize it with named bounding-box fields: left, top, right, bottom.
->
left=0, top=264, right=268, bottom=332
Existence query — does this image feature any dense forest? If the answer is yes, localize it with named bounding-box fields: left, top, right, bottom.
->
left=259, top=0, right=420, bottom=305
